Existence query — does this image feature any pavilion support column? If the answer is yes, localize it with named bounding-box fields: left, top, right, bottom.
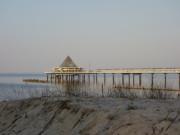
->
left=112, top=73, right=115, bottom=85
left=59, top=75, right=61, bottom=83
left=57, top=75, right=59, bottom=83
left=139, top=74, right=142, bottom=87
left=128, top=74, right=130, bottom=87
left=72, top=75, right=74, bottom=82
left=164, top=73, right=167, bottom=89
left=58, top=74, right=60, bottom=83
left=71, top=75, right=73, bottom=82
left=133, top=74, right=135, bottom=86
left=69, top=75, right=71, bottom=82
left=62, top=74, right=64, bottom=82
left=73, top=75, right=75, bottom=83
left=151, top=73, right=154, bottom=89
left=78, top=74, right=80, bottom=82
left=46, top=74, right=48, bottom=82
left=70, top=75, right=73, bottom=82
left=122, top=74, right=124, bottom=87
left=66, top=75, right=68, bottom=82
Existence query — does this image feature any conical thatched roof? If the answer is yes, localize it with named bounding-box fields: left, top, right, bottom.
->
left=60, top=56, right=77, bottom=67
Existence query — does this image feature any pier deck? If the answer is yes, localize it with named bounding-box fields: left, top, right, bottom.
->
left=45, top=68, right=180, bottom=74
left=45, top=68, right=180, bottom=90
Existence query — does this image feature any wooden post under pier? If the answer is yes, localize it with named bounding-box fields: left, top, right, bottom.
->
left=69, top=75, right=71, bottom=82
left=96, top=73, right=98, bottom=84
left=70, top=75, right=72, bottom=82
left=88, top=74, right=90, bottom=83
left=81, top=74, right=83, bottom=83
left=122, top=74, right=124, bottom=86
left=133, top=74, right=135, bottom=86
left=62, top=74, right=64, bottom=82
left=128, top=74, right=130, bottom=86
left=55, top=74, right=56, bottom=83
left=73, top=75, right=74, bottom=82
left=179, top=73, right=180, bottom=90
left=84, top=74, right=86, bottom=83
left=78, top=74, right=80, bottom=82
left=47, top=75, right=48, bottom=82
left=60, top=75, right=62, bottom=82
left=51, top=74, right=52, bottom=83
left=57, top=74, right=60, bottom=83
left=82, top=74, right=84, bottom=83
left=93, top=74, right=95, bottom=83
left=151, top=73, right=154, bottom=88
left=164, top=73, right=167, bottom=89
left=139, top=74, right=141, bottom=87
left=66, top=75, right=68, bottom=82
left=104, top=73, right=106, bottom=84
left=112, top=73, right=115, bottom=85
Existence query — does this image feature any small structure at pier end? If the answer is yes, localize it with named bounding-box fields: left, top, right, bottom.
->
left=52, top=56, right=83, bottom=73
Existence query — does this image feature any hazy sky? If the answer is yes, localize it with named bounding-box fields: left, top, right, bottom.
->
left=0, top=0, right=180, bottom=73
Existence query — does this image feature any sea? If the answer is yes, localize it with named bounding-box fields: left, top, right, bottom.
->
left=0, top=73, right=179, bottom=101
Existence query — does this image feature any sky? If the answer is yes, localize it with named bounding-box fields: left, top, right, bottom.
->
left=0, top=0, right=180, bottom=73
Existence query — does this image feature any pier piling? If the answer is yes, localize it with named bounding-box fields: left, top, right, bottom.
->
left=128, top=74, right=130, bottom=86
left=88, top=74, right=90, bottom=83
left=122, top=74, right=124, bottom=86
left=164, top=73, right=167, bottom=89
left=139, top=74, right=142, bottom=87
left=151, top=73, right=154, bottom=88
left=104, top=73, right=106, bottom=84
left=112, top=73, right=115, bottom=85
left=179, top=74, right=180, bottom=89
left=55, top=75, right=57, bottom=83
left=46, top=75, right=48, bottom=82
left=93, top=74, right=95, bottom=83
left=96, top=73, right=98, bottom=84
left=51, top=74, right=52, bottom=83
left=84, top=74, right=86, bottom=83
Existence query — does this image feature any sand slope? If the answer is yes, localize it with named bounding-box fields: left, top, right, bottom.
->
left=0, top=97, right=180, bottom=135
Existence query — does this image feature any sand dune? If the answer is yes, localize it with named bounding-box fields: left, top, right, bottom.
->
left=0, top=97, right=180, bottom=135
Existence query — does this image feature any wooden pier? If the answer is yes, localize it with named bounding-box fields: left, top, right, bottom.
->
left=45, top=68, right=180, bottom=90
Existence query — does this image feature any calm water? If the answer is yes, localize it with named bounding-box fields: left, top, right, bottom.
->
left=0, top=73, right=179, bottom=101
